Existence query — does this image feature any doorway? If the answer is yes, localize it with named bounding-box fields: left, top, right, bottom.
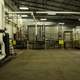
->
left=64, top=31, right=73, bottom=48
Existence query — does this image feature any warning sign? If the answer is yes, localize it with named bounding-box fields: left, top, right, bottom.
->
left=59, top=40, right=64, bottom=45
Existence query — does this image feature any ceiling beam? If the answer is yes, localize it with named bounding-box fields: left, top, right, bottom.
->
left=17, top=0, right=80, bottom=11
left=49, top=0, right=80, bottom=8
left=14, top=1, right=65, bottom=11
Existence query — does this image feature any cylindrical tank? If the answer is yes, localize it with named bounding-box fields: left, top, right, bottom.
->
left=0, top=0, right=6, bottom=60
left=0, top=0, right=5, bottom=41
left=0, top=0, right=5, bottom=29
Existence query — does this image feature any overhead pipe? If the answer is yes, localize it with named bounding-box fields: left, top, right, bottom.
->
left=31, top=12, right=38, bottom=36
left=8, top=11, right=80, bottom=14
left=8, top=11, right=80, bottom=35
left=7, top=11, right=80, bottom=34
left=8, top=11, right=38, bottom=36
left=36, top=11, right=80, bottom=14
left=8, top=11, right=33, bottom=14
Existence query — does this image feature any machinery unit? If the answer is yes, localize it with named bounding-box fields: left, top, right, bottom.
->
left=0, top=0, right=15, bottom=64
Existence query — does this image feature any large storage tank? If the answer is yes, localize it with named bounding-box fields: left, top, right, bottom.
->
left=0, top=0, right=6, bottom=60
left=0, top=0, right=5, bottom=29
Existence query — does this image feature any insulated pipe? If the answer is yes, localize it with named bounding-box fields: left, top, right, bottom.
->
left=8, top=12, right=33, bottom=14
left=36, top=11, right=80, bottom=14
left=8, top=12, right=38, bottom=35
left=31, top=12, right=38, bottom=36
left=8, top=11, right=80, bottom=14
left=8, top=11, right=38, bottom=37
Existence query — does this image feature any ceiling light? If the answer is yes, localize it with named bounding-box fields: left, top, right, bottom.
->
left=21, top=15, right=28, bottom=17
left=40, top=18, right=47, bottom=21
left=36, top=11, right=56, bottom=15
left=19, top=7, right=29, bottom=10
left=78, top=19, right=80, bottom=21
left=59, top=23, right=64, bottom=25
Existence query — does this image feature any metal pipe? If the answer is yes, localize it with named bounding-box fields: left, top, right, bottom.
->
left=31, top=12, right=38, bottom=36
left=9, top=11, right=38, bottom=39
left=8, top=11, right=33, bottom=14
left=36, top=11, right=80, bottom=14
left=8, top=11, right=80, bottom=14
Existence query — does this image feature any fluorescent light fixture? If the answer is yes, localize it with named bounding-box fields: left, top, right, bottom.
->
left=36, top=11, right=56, bottom=15
left=78, top=19, right=80, bottom=21
left=21, top=15, right=28, bottom=17
left=36, top=11, right=80, bottom=14
left=19, top=7, right=29, bottom=10
left=40, top=18, right=47, bottom=21
left=59, top=23, right=64, bottom=25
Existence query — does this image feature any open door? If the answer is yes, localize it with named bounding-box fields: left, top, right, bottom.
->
left=64, top=31, right=73, bottom=48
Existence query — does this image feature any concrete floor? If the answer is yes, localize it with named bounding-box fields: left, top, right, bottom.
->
left=0, top=49, right=80, bottom=80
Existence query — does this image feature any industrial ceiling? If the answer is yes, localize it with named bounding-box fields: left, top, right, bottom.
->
left=11, top=0, right=80, bottom=11
left=4, top=0, right=80, bottom=26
